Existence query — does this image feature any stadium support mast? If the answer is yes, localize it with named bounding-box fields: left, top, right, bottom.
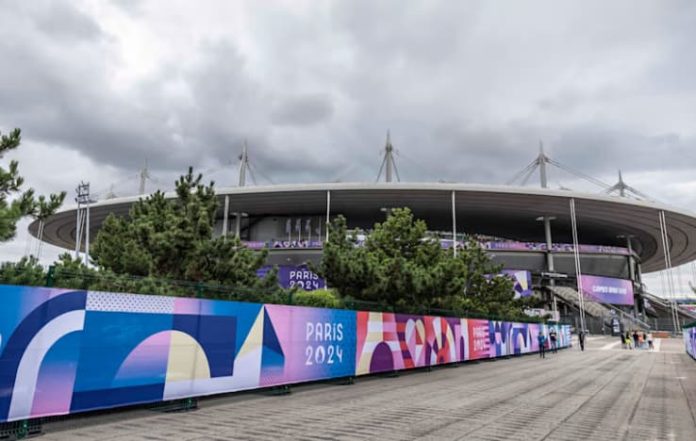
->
left=507, top=142, right=610, bottom=190
left=223, top=141, right=250, bottom=238
left=538, top=141, right=549, bottom=189
left=239, top=141, right=249, bottom=187
left=139, top=159, right=150, bottom=195
left=376, top=131, right=400, bottom=182
left=385, top=132, right=394, bottom=183
left=235, top=141, right=250, bottom=238
left=604, top=170, right=651, bottom=200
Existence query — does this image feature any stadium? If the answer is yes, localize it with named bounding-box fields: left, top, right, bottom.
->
left=28, top=146, right=696, bottom=333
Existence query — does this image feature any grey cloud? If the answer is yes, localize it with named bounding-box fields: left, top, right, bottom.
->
left=271, top=94, right=334, bottom=127
left=30, top=1, right=102, bottom=41
left=0, top=0, right=695, bottom=201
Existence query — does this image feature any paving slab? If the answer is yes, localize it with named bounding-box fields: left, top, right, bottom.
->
left=36, top=337, right=696, bottom=441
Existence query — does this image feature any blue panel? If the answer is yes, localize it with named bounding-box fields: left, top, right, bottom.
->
left=72, top=311, right=172, bottom=393
left=71, top=384, right=165, bottom=412
left=171, top=314, right=236, bottom=378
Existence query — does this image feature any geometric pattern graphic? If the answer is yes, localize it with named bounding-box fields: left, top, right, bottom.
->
left=0, top=284, right=570, bottom=423
left=355, top=313, right=571, bottom=375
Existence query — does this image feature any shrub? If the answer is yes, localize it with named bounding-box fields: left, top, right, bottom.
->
left=0, top=256, right=46, bottom=286
left=292, top=289, right=343, bottom=309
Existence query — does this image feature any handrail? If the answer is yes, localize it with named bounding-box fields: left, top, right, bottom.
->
left=550, top=285, right=651, bottom=330
left=602, top=302, right=651, bottom=329
left=643, top=291, right=696, bottom=320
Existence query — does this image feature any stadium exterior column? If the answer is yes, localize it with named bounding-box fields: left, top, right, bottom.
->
left=74, top=203, right=81, bottom=258
left=85, top=198, right=90, bottom=266
left=543, top=217, right=554, bottom=273
left=623, top=235, right=640, bottom=317
left=325, top=190, right=331, bottom=242
left=658, top=210, right=680, bottom=334
left=451, top=190, right=457, bottom=257
left=541, top=216, right=557, bottom=314
left=222, top=195, right=229, bottom=237
left=570, top=198, right=587, bottom=333
left=235, top=213, right=241, bottom=238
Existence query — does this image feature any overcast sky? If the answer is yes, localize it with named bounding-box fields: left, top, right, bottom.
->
left=2, top=0, right=696, bottom=297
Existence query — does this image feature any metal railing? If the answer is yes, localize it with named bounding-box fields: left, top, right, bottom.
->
left=603, top=302, right=651, bottom=330
left=550, top=285, right=650, bottom=331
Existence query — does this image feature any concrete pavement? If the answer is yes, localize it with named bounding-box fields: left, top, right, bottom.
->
left=39, top=337, right=696, bottom=440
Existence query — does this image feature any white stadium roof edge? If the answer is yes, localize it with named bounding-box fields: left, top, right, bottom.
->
left=29, top=182, right=696, bottom=273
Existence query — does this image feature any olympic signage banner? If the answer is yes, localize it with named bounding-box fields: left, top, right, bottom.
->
left=0, top=285, right=570, bottom=423
left=256, top=265, right=326, bottom=291
left=501, top=270, right=533, bottom=298
left=579, top=274, right=634, bottom=306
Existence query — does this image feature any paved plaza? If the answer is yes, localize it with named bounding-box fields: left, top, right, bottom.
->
left=40, top=336, right=696, bottom=441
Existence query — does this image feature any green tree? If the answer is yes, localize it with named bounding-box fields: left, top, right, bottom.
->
left=91, top=167, right=279, bottom=298
left=320, top=208, right=533, bottom=320
left=0, top=256, right=46, bottom=286
left=0, top=128, right=66, bottom=242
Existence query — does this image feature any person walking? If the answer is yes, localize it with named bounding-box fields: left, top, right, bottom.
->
left=538, top=331, right=547, bottom=359
left=625, top=331, right=633, bottom=349
left=550, top=329, right=558, bottom=353
left=647, top=332, right=654, bottom=351
left=578, top=330, right=585, bottom=351
left=632, top=330, right=639, bottom=350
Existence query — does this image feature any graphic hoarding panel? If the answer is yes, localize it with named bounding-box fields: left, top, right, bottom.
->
left=685, top=327, right=696, bottom=360
left=0, top=285, right=570, bottom=423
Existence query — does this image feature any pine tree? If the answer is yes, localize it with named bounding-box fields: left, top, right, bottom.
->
left=319, top=208, right=534, bottom=319
left=91, top=167, right=275, bottom=294
left=0, top=128, right=66, bottom=242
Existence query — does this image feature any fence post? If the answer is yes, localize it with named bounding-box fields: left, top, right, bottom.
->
left=45, top=265, right=55, bottom=287
left=195, top=283, right=203, bottom=299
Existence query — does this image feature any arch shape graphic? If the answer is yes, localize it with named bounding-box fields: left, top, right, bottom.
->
left=8, top=310, right=85, bottom=421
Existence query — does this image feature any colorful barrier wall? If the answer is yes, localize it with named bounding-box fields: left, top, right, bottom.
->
left=684, top=324, right=696, bottom=360
left=0, top=285, right=570, bottom=423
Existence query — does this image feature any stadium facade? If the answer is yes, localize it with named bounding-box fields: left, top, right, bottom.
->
left=28, top=180, right=696, bottom=332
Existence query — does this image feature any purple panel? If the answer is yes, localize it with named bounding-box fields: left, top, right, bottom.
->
left=500, top=270, right=533, bottom=298
left=579, top=275, right=634, bottom=305
left=256, top=266, right=326, bottom=291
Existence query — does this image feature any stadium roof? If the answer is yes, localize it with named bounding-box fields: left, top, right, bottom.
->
left=29, top=182, right=696, bottom=273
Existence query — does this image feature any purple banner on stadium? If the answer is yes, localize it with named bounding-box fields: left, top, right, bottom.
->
left=257, top=266, right=326, bottom=291
left=501, top=270, right=533, bottom=298
left=579, top=275, right=634, bottom=305
left=243, top=240, right=630, bottom=255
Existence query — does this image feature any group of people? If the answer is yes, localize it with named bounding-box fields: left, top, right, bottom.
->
left=622, top=330, right=654, bottom=350
left=538, top=329, right=586, bottom=359
left=537, top=328, right=564, bottom=358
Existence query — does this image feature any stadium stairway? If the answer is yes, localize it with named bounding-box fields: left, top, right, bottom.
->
left=642, top=290, right=696, bottom=333
left=550, top=285, right=651, bottom=332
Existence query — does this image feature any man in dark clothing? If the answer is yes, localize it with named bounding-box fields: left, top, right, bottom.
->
left=578, top=331, right=585, bottom=351
left=538, top=332, right=547, bottom=358
left=549, top=329, right=558, bottom=353
left=632, top=330, right=639, bottom=349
